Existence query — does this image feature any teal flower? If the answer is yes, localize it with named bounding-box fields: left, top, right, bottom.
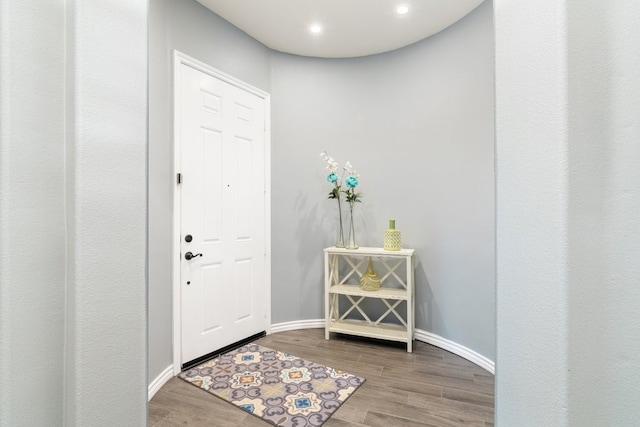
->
left=345, top=176, right=358, bottom=189
left=327, top=172, right=338, bottom=184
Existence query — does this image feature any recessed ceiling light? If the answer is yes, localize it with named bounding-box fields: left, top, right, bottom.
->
left=396, top=5, right=410, bottom=15
left=310, top=25, right=322, bottom=34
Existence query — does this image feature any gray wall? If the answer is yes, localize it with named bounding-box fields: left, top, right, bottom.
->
left=0, top=1, right=66, bottom=424
left=270, top=1, right=495, bottom=359
left=1, top=0, right=147, bottom=425
left=148, top=0, right=272, bottom=380
left=148, top=0, right=495, bottom=384
left=496, top=0, right=640, bottom=424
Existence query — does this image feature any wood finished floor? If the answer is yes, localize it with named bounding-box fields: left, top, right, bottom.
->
left=149, top=329, right=494, bottom=427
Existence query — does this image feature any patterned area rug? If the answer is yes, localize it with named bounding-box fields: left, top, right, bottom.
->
left=180, top=343, right=365, bottom=427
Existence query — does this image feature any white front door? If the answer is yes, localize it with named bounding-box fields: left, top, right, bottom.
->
left=177, top=60, right=268, bottom=365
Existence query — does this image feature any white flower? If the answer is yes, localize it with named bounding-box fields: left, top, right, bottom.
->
left=321, top=151, right=339, bottom=173
left=343, top=161, right=359, bottom=177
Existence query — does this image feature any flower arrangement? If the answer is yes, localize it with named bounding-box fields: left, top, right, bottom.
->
left=320, top=151, right=362, bottom=248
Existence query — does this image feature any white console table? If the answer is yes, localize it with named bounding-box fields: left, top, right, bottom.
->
left=324, top=246, right=416, bottom=352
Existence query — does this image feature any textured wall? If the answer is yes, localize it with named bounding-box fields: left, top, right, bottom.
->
left=0, top=1, right=67, bottom=425
left=495, top=0, right=640, bottom=424
left=63, top=1, right=148, bottom=425
left=0, top=1, right=148, bottom=425
left=564, top=0, right=640, bottom=424
left=495, top=1, right=569, bottom=422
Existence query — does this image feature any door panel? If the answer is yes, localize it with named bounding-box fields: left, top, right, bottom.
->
left=179, top=64, right=266, bottom=364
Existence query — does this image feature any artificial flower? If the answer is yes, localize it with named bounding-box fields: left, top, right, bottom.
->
left=345, top=176, right=358, bottom=188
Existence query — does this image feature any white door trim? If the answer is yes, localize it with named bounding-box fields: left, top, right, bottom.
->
left=172, top=50, right=271, bottom=375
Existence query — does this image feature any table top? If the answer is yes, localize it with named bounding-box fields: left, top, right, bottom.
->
left=324, top=246, right=414, bottom=256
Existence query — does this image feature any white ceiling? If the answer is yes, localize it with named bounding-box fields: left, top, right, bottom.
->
left=196, top=0, right=485, bottom=58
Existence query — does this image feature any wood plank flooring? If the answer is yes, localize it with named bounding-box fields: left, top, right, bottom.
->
left=149, top=329, right=494, bottom=426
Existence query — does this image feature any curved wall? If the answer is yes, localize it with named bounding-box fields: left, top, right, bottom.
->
left=149, top=0, right=495, bottom=385
left=270, top=1, right=495, bottom=361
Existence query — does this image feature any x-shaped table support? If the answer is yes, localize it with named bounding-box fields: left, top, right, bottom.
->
left=331, top=294, right=407, bottom=327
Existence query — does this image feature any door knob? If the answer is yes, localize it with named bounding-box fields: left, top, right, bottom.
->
left=185, top=251, right=202, bottom=260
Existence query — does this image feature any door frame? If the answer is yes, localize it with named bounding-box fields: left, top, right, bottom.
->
left=171, top=50, right=271, bottom=375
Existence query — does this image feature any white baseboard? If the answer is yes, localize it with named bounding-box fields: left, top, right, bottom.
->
left=270, top=319, right=494, bottom=374
left=270, top=319, right=325, bottom=333
left=148, top=365, right=173, bottom=401
left=414, top=329, right=495, bottom=374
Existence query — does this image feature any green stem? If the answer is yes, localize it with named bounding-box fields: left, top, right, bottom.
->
left=336, top=192, right=345, bottom=247
left=347, top=201, right=358, bottom=249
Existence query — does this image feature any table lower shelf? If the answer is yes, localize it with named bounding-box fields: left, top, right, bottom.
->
left=326, top=319, right=413, bottom=351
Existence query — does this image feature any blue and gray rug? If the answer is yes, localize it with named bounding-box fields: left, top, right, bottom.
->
left=180, top=343, right=365, bottom=427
